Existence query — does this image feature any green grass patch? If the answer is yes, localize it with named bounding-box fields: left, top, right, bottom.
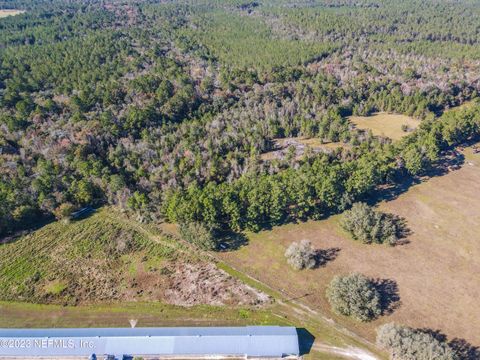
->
left=43, top=281, right=67, bottom=295
left=0, top=301, right=290, bottom=328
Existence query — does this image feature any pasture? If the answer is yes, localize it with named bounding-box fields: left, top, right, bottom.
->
left=349, top=112, right=420, bottom=140
left=0, top=10, right=24, bottom=18
left=220, top=144, right=480, bottom=348
left=0, top=208, right=176, bottom=304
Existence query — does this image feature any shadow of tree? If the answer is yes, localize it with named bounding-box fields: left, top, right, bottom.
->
left=216, top=230, right=249, bottom=251
left=374, top=278, right=401, bottom=315
left=368, top=150, right=466, bottom=205
left=296, top=328, right=315, bottom=355
left=315, top=247, right=341, bottom=268
left=417, top=328, right=480, bottom=359
left=368, top=176, right=420, bottom=205
left=0, top=215, right=54, bottom=246
left=449, top=338, right=480, bottom=360
left=70, top=206, right=96, bottom=221
left=427, top=150, right=465, bottom=177
left=385, top=213, right=412, bottom=246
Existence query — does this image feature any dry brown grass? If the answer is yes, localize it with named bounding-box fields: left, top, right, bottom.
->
left=349, top=112, right=420, bottom=141
left=220, top=144, right=480, bottom=348
left=0, top=10, right=24, bottom=18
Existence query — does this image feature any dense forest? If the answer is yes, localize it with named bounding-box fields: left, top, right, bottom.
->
left=1, top=0, right=480, bottom=238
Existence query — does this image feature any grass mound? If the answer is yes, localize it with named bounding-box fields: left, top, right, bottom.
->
left=0, top=208, right=179, bottom=305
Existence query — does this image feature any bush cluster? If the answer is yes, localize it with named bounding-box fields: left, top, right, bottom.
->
left=284, top=240, right=317, bottom=270
left=178, top=221, right=217, bottom=251
left=326, top=273, right=382, bottom=322
left=53, top=203, right=76, bottom=221
left=341, top=202, right=402, bottom=245
left=376, top=323, right=458, bottom=360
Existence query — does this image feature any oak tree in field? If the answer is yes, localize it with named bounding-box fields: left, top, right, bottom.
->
left=341, top=203, right=402, bottom=245
left=284, top=240, right=317, bottom=270
left=376, top=323, right=458, bottom=360
left=326, top=273, right=382, bottom=322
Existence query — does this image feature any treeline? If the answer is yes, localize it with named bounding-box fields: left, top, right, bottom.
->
left=162, top=104, right=480, bottom=232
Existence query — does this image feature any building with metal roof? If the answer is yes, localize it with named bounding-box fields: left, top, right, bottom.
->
left=0, top=326, right=299, bottom=359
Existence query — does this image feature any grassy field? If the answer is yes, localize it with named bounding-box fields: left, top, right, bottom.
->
left=0, top=208, right=183, bottom=304
left=0, top=208, right=272, bottom=307
left=0, top=301, right=289, bottom=328
left=219, top=144, right=480, bottom=349
left=0, top=9, right=24, bottom=18
left=349, top=112, right=420, bottom=140
left=298, top=138, right=346, bottom=150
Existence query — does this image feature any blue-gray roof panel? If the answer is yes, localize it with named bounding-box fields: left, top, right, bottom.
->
left=0, top=326, right=299, bottom=357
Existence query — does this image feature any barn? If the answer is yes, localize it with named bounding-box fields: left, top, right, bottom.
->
left=0, top=326, right=300, bottom=359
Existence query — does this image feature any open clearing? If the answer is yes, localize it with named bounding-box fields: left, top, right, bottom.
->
left=261, top=137, right=346, bottom=161
left=220, top=144, right=480, bottom=348
left=0, top=10, right=24, bottom=18
left=349, top=113, right=420, bottom=140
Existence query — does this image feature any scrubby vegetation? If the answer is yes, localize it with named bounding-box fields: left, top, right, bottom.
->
left=376, top=323, right=459, bottom=360
left=341, top=203, right=405, bottom=245
left=326, top=273, right=382, bottom=322
left=0, top=208, right=178, bottom=304
left=179, top=221, right=217, bottom=251
left=284, top=240, right=317, bottom=270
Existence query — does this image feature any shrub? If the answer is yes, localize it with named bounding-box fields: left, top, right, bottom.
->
left=376, top=323, right=458, bottom=360
left=341, top=202, right=401, bottom=245
left=284, top=240, right=317, bottom=270
left=326, top=273, right=381, bottom=322
left=179, top=221, right=217, bottom=251
left=53, top=202, right=76, bottom=221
